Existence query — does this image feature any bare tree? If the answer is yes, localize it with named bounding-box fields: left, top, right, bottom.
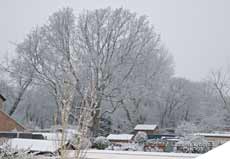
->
left=208, top=70, right=230, bottom=113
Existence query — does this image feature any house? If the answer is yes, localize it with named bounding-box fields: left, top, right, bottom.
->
left=195, top=133, right=230, bottom=146
left=107, top=134, right=134, bottom=144
left=196, top=141, right=230, bottom=159
left=0, top=94, right=25, bottom=131
left=134, top=124, right=159, bottom=138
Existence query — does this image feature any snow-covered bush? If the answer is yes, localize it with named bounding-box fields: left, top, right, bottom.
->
left=0, top=148, right=36, bottom=159
left=93, top=136, right=110, bottom=150
left=134, top=131, right=147, bottom=145
left=175, top=135, right=210, bottom=153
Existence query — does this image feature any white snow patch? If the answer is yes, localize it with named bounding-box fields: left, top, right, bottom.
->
left=134, top=124, right=158, bottom=131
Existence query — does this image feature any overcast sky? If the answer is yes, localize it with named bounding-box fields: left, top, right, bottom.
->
left=0, top=0, right=229, bottom=81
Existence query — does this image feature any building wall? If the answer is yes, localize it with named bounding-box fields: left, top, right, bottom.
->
left=0, top=111, right=25, bottom=131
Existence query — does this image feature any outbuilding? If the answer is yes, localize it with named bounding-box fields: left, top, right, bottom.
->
left=107, top=134, right=134, bottom=144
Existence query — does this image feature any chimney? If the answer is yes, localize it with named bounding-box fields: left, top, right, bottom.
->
left=0, top=94, right=6, bottom=111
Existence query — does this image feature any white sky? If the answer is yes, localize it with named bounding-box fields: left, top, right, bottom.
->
left=0, top=0, right=230, bottom=81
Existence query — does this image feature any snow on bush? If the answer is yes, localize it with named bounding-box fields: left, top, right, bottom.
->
left=93, top=136, right=110, bottom=150
left=134, top=131, right=147, bottom=145
left=175, top=135, right=210, bottom=153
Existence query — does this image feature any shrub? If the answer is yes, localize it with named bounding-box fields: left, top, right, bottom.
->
left=175, top=135, right=210, bottom=153
left=93, top=136, right=110, bottom=150
left=134, top=131, right=147, bottom=145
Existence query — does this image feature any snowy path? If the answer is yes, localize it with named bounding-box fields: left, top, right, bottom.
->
left=66, top=150, right=199, bottom=159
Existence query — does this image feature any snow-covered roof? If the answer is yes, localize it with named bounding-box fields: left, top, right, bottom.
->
left=134, top=124, right=158, bottom=131
left=1, top=138, right=66, bottom=152
left=195, top=133, right=230, bottom=138
left=107, top=134, right=134, bottom=141
left=196, top=141, right=230, bottom=159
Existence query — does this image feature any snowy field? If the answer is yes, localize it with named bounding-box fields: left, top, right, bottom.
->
left=65, top=150, right=199, bottom=159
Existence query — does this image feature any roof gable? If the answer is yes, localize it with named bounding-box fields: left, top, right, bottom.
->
left=0, top=94, right=6, bottom=101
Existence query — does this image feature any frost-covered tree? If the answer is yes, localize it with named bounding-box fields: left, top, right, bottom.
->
left=93, top=136, right=110, bottom=150
left=134, top=131, right=148, bottom=145
left=175, top=121, right=200, bottom=136
left=2, top=6, right=228, bottom=137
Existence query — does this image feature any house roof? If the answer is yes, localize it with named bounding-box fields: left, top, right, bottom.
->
left=32, top=131, right=75, bottom=141
left=134, top=124, right=158, bottom=131
left=107, top=134, right=134, bottom=141
left=195, top=133, right=230, bottom=138
left=0, top=94, right=6, bottom=101
left=1, top=138, right=68, bottom=153
left=196, top=141, right=230, bottom=159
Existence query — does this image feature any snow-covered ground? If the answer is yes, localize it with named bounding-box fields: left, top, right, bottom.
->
left=66, top=150, right=199, bottom=159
